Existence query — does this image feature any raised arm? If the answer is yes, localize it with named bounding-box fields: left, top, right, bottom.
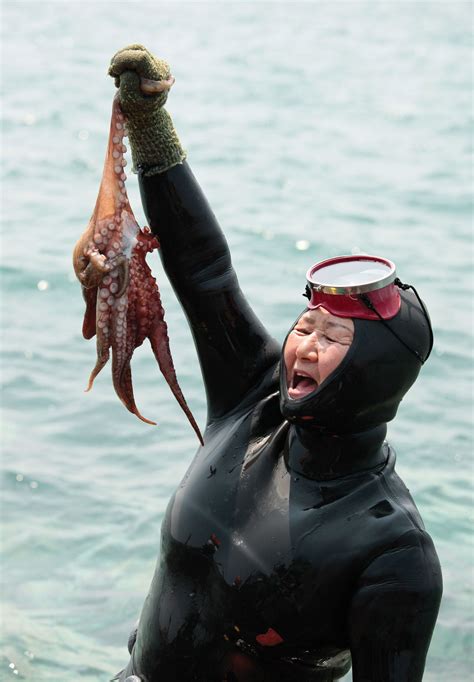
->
left=348, top=529, right=442, bottom=682
left=109, top=45, right=279, bottom=422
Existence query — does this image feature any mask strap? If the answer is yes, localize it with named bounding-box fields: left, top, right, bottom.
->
left=394, top=278, right=434, bottom=361
left=360, top=278, right=433, bottom=365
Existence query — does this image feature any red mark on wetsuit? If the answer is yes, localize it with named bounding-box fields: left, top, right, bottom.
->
left=210, top=533, right=221, bottom=547
left=255, top=627, right=284, bottom=647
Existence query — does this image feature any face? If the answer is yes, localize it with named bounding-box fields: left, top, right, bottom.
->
left=284, top=307, right=354, bottom=400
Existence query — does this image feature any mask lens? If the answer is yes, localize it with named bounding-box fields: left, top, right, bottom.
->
left=311, top=259, right=394, bottom=289
left=307, top=255, right=396, bottom=295
left=305, top=255, right=399, bottom=320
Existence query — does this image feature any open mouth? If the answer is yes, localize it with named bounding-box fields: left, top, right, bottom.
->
left=288, top=372, right=318, bottom=400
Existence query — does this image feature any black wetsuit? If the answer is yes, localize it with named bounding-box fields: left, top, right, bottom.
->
left=116, top=162, right=442, bottom=682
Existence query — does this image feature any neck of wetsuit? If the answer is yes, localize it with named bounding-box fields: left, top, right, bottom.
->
left=284, top=422, right=388, bottom=481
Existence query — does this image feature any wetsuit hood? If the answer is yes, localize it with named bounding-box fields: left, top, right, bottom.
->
left=279, top=289, right=432, bottom=434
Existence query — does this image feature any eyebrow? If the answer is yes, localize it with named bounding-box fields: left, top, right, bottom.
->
left=325, top=321, right=354, bottom=333
left=299, top=315, right=353, bottom=334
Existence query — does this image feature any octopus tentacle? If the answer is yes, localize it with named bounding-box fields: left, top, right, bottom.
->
left=85, top=346, right=110, bottom=392
left=150, top=319, right=204, bottom=446
left=115, top=259, right=130, bottom=298
left=72, top=94, right=203, bottom=443
left=81, top=285, right=98, bottom=340
left=112, top=361, right=156, bottom=426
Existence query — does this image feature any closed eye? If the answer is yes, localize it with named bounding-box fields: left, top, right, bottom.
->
left=293, top=329, right=350, bottom=345
left=326, top=335, right=352, bottom=345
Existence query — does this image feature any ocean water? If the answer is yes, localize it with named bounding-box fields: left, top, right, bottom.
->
left=1, top=2, right=472, bottom=680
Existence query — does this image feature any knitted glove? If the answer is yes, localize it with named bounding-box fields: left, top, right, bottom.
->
left=108, top=44, right=186, bottom=175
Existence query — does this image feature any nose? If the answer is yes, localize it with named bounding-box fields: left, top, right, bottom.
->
left=295, top=333, right=319, bottom=362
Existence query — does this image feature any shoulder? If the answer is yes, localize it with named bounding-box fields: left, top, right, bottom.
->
left=355, top=527, right=443, bottom=608
left=347, top=527, right=442, bottom=681
left=347, top=450, right=443, bottom=607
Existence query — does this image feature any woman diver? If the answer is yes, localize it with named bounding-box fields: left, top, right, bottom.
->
left=109, top=45, right=442, bottom=682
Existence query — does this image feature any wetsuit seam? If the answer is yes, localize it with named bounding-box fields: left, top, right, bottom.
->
left=377, top=464, right=420, bottom=529
left=358, top=527, right=429, bottom=578
left=286, top=451, right=389, bottom=483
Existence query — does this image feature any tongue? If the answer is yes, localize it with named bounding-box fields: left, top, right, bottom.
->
left=289, top=377, right=317, bottom=399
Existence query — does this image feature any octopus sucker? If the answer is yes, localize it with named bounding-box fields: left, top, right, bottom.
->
left=73, top=94, right=203, bottom=444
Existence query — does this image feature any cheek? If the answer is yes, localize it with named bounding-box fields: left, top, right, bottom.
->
left=317, top=345, right=348, bottom=383
left=325, top=345, right=349, bottom=373
left=283, top=337, right=297, bottom=371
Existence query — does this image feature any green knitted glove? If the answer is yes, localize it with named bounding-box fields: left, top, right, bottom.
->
left=108, top=44, right=186, bottom=175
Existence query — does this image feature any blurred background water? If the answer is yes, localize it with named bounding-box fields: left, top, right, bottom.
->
left=1, top=1, right=472, bottom=680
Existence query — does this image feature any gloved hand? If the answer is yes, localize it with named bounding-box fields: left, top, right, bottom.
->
left=109, top=44, right=186, bottom=175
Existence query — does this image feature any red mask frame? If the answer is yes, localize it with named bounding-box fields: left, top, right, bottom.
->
left=305, top=254, right=400, bottom=321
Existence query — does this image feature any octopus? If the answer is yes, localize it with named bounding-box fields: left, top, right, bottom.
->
left=73, top=92, right=203, bottom=445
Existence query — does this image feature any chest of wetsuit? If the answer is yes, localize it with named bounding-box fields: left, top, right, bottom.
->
left=119, top=162, right=442, bottom=682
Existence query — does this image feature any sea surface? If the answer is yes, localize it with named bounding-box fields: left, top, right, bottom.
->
left=1, top=2, right=472, bottom=680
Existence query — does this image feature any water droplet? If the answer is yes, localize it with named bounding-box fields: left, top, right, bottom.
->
left=24, top=350, right=33, bottom=359
left=16, top=474, right=23, bottom=482
left=295, top=240, right=310, bottom=251
left=9, top=663, right=15, bottom=669
left=37, top=280, right=49, bottom=291
left=22, top=113, right=36, bottom=126
left=30, top=481, right=38, bottom=489
left=78, top=129, right=89, bottom=141
left=351, top=246, right=361, bottom=254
